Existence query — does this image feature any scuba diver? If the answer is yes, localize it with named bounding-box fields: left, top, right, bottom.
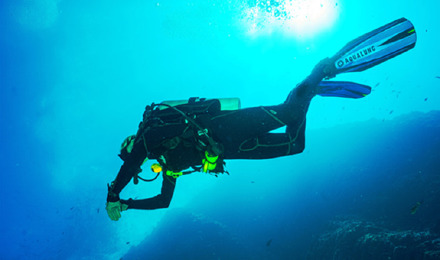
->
left=106, top=18, right=417, bottom=221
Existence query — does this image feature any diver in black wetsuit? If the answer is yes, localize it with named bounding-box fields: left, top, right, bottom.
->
left=106, top=59, right=335, bottom=220
left=106, top=17, right=417, bottom=220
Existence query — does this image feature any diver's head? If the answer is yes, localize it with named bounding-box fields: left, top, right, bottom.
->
left=119, top=135, right=136, bottom=161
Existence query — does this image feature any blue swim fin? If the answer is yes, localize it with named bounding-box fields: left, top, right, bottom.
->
left=317, top=81, right=371, bottom=99
left=327, top=18, right=417, bottom=78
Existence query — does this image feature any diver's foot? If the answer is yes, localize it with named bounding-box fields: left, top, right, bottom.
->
left=311, top=57, right=335, bottom=81
left=285, top=57, right=334, bottom=105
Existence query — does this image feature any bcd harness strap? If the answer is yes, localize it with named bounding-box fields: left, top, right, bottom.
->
left=154, top=101, right=223, bottom=156
left=132, top=98, right=225, bottom=184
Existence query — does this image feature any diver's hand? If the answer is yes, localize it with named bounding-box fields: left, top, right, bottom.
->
left=105, top=201, right=128, bottom=221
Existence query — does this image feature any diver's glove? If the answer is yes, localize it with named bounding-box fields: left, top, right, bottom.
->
left=106, top=201, right=128, bottom=221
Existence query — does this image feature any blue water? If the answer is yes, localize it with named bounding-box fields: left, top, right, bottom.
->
left=1, top=0, right=440, bottom=259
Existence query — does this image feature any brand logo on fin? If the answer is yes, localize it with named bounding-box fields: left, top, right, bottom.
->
left=337, top=60, right=344, bottom=67
left=336, top=45, right=377, bottom=68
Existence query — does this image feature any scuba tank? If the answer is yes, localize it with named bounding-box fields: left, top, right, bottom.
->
left=159, top=97, right=241, bottom=111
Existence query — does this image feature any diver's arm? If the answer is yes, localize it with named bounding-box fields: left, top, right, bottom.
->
left=121, top=173, right=176, bottom=210
left=107, top=140, right=147, bottom=202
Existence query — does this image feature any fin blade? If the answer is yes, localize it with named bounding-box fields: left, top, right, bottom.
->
left=317, top=81, right=372, bottom=99
left=330, top=18, right=417, bottom=75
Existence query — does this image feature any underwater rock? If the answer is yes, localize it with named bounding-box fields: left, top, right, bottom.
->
left=307, top=217, right=440, bottom=260
left=122, top=208, right=250, bottom=260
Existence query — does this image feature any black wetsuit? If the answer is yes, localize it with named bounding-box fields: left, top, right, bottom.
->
left=108, top=62, right=326, bottom=210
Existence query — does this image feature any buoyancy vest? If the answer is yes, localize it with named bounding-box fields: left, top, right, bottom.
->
left=135, top=97, right=240, bottom=178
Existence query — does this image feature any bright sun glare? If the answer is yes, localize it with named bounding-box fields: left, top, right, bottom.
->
left=241, top=0, right=340, bottom=38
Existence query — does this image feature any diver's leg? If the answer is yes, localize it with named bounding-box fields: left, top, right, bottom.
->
left=285, top=57, right=330, bottom=110
left=211, top=59, right=329, bottom=159
left=209, top=106, right=287, bottom=146
left=210, top=103, right=307, bottom=159
left=227, top=118, right=306, bottom=159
